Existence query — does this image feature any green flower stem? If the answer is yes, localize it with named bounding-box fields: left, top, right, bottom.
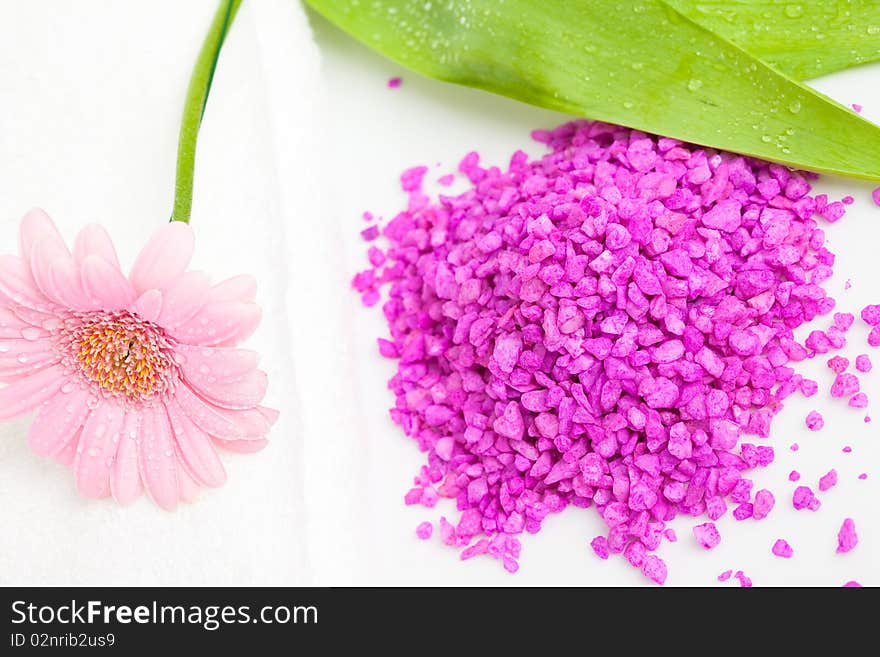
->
left=171, top=0, right=242, bottom=223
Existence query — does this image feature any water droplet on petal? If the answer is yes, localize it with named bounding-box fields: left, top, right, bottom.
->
left=21, top=327, right=42, bottom=341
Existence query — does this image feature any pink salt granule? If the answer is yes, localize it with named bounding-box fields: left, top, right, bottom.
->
left=387, top=76, right=402, bottom=88
left=849, top=393, right=869, bottom=409
left=852, top=103, right=864, bottom=113
left=789, top=470, right=801, bottom=482
left=752, top=489, right=775, bottom=520
left=855, top=354, right=872, bottom=372
left=843, top=580, right=862, bottom=587
left=837, top=518, right=858, bottom=553
left=438, top=173, right=456, bottom=187
left=827, top=355, right=849, bottom=374
left=800, top=379, right=819, bottom=398
left=830, top=373, right=860, bottom=398
left=843, top=446, right=852, bottom=453
left=790, top=443, right=799, bottom=452
left=771, top=539, right=793, bottom=558
left=416, top=521, right=433, bottom=539
left=717, top=569, right=732, bottom=582
left=734, top=570, right=753, bottom=588
left=873, top=187, right=880, bottom=207
left=357, top=119, right=851, bottom=582
left=792, top=486, right=821, bottom=511
left=693, top=522, right=721, bottom=549
left=818, top=469, right=838, bottom=492
left=805, top=411, right=824, bottom=431
left=862, top=304, right=880, bottom=326
left=858, top=473, right=868, bottom=480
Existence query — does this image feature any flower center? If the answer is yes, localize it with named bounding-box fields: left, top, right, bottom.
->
left=56, top=310, right=178, bottom=404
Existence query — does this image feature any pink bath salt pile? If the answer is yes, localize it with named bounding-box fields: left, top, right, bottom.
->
left=771, top=539, right=793, bottom=558
left=818, top=469, right=838, bottom=492
left=356, top=119, right=849, bottom=583
left=837, top=518, right=858, bottom=553
left=805, top=410, right=824, bottom=431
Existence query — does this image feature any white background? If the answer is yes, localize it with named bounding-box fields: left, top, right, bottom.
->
left=0, top=0, right=877, bottom=586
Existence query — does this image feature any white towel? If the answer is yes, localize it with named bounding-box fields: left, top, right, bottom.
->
left=0, top=0, right=318, bottom=586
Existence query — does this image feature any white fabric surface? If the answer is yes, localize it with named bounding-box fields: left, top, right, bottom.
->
left=0, top=0, right=317, bottom=585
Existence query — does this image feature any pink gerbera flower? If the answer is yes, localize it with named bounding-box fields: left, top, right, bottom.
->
left=0, top=209, right=275, bottom=509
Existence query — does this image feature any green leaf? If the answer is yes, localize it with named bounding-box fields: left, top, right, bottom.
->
left=669, top=0, right=880, bottom=80
left=305, top=0, right=880, bottom=180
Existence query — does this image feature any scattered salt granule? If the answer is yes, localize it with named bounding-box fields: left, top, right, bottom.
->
left=870, top=327, right=880, bottom=347
left=843, top=581, right=863, bottom=587
left=789, top=470, right=801, bottom=482
left=837, top=518, right=858, bottom=553
left=387, top=76, right=402, bottom=88
left=806, top=411, right=824, bottom=431
left=858, top=473, right=868, bottom=480
left=849, top=393, right=869, bottom=409
left=818, top=469, right=838, bottom=492
left=772, top=539, right=793, bottom=558
left=873, top=187, right=880, bottom=207
left=664, top=528, right=677, bottom=542
left=438, top=173, right=455, bottom=187
left=360, top=225, right=380, bottom=241
left=792, top=486, right=821, bottom=511
left=800, top=379, right=819, bottom=397
left=734, top=570, right=753, bottom=588
left=827, top=356, right=849, bottom=374
left=753, top=489, right=775, bottom=520
left=590, top=536, right=610, bottom=560
left=790, top=443, right=799, bottom=452
left=717, top=569, right=732, bottom=582
left=842, top=195, right=855, bottom=205
left=693, top=523, right=721, bottom=550
left=855, top=354, right=872, bottom=372
left=843, top=446, right=852, bottom=453
left=862, top=304, right=880, bottom=326
left=358, top=119, right=853, bottom=582
left=852, top=103, right=863, bottom=113
left=830, top=373, right=859, bottom=398
left=416, top=521, right=433, bottom=539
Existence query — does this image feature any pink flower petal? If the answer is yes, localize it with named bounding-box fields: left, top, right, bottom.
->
left=166, top=400, right=227, bottom=487
left=26, top=385, right=91, bottom=456
left=156, top=270, right=210, bottom=329
left=73, top=224, right=121, bottom=270
left=0, top=255, right=54, bottom=312
left=74, top=403, right=126, bottom=498
left=174, top=382, right=270, bottom=439
left=54, top=430, right=81, bottom=467
left=184, top=368, right=268, bottom=410
left=110, top=411, right=143, bottom=505
left=0, top=307, right=29, bottom=337
left=208, top=274, right=257, bottom=303
left=29, top=239, right=91, bottom=310
left=132, top=289, right=163, bottom=322
left=176, top=464, right=201, bottom=503
left=129, top=222, right=195, bottom=295
left=0, top=364, right=66, bottom=421
left=136, top=407, right=179, bottom=511
left=212, top=436, right=268, bottom=453
left=173, top=301, right=261, bottom=346
left=0, top=340, right=59, bottom=380
left=19, top=208, right=67, bottom=266
left=80, top=255, right=135, bottom=310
